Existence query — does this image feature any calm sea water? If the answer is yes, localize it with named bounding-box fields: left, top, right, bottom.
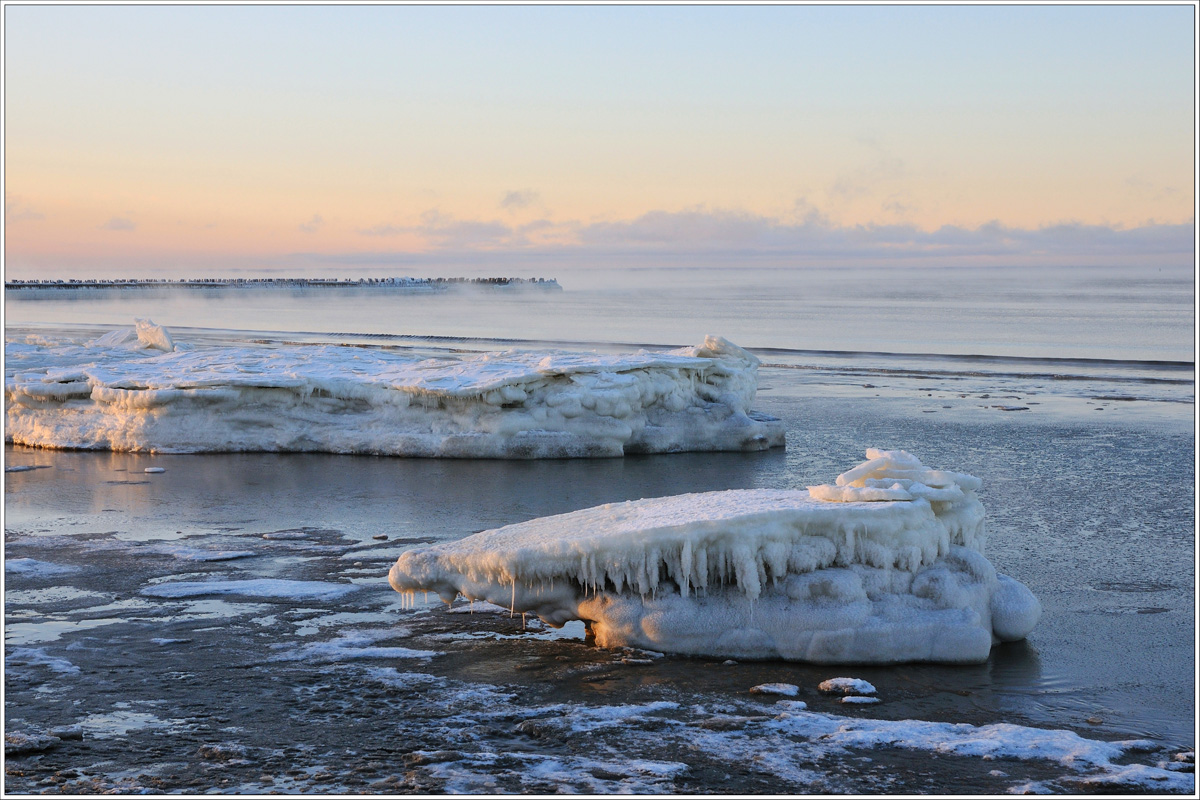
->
left=5, top=264, right=1194, bottom=362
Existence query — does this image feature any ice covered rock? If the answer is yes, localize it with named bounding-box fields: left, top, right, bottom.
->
left=5, top=326, right=783, bottom=458
left=750, top=683, right=800, bottom=697
left=389, top=450, right=1041, bottom=664
left=818, top=677, right=876, bottom=696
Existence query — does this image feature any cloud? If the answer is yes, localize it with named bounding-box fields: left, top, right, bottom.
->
left=500, top=189, right=539, bottom=210
left=325, top=205, right=1192, bottom=268
left=828, top=154, right=907, bottom=203
left=357, top=211, right=519, bottom=248
left=418, top=210, right=512, bottom=248
left=357, top=224, right=406, bottom=237
left=573, top=207, right=1194, bottom=264
left=5, top=196, right=44, bottom=223
left=579, top=207, right=775, bottom=247
left=298, top=214, right=323, bottom=233
left=100, top=216, right=136, bottom=231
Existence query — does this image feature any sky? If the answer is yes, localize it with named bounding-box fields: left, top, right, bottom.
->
left=3, top=4, right=1195, bottom=276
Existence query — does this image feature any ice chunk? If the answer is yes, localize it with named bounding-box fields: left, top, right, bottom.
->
left=5, top=558, right=80, bottom=577
left=6, top=328, right=783, bottom=458
left=134, top=318, right=174, bottom=352
left=750, top=683, right=800, bottom=696
left=141, top=579, right=358, bottom=601
left=389, top=450, right=1040, bottom=664
left=818, top=677, right=876, bottom=696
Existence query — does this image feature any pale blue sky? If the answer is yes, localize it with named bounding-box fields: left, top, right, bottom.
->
left=4, top=4, right=1194, bottom=272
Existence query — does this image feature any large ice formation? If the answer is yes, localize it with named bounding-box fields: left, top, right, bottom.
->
left=5, top=323, right=782, bottom=458
left=389, top=450, right=1041, bottom=664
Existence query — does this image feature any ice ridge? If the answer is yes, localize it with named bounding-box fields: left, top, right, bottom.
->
left=5, top=323, right=784, bottom=458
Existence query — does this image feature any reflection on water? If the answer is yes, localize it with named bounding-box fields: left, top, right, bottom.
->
left=3, top=447, right=791, bottom=544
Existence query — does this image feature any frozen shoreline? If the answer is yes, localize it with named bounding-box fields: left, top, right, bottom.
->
left=3, top=320, right=1193, bottom=793
left=5, top=326, right=784, bottom=457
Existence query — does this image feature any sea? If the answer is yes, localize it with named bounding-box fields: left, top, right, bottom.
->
left=4, top=263, right=1195, bottom=794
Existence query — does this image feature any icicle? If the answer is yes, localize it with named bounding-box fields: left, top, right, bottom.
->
left=680, top=539, right=692, bottom=597
left=510, top=577, right=516, bottom=617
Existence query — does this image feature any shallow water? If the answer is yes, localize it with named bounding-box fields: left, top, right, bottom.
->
left=4, top=359, right=1195, bottom=792
left=3, top=271, right=1195, bottom=792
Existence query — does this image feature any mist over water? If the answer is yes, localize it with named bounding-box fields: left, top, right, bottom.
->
left=6, top=263, right=1194, bottom=363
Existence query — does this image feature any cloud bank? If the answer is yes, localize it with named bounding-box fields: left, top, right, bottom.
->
left=329, top=206, right=1194, bottom=269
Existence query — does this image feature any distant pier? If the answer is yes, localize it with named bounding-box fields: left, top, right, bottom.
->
left=5, top=276, right=562, bottom=292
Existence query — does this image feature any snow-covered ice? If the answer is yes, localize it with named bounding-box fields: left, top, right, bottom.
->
left=269, top=629, right=442, bottom=662
left=749, top=683, right=800, bottom=696
left=389, top=450, right=1041, bottom=663
left=819, top=677, right=877, bottom=696
left=6, top=324, right=783, bottom=458
left=140, top=578, right=359, bottom=601
left=5, top=558, right=80, bottom=577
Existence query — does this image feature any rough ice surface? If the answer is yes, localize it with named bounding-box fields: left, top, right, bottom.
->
left=390, top=450, right=1041, bottom=664
left=269, top=630, right=442, bottom=663
left=140, top=579, right=359, bottom=601
left=5, top=324, right=783, bottom=458
left=750, top=683, right=800, bottom=697
left=819, top=677, right=877, bottom=695
left=4, top=558, right=80, bottom=577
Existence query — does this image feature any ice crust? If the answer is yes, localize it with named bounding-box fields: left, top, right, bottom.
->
left=389, top=450, right=1042, bottom=664
left=5, top=323, right=783, bottom=458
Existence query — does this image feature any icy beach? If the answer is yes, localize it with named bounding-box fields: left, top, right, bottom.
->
left=390, top=449, right=1041, bottom=663
left=5, top=324, right=782, bottom=458
left=4, top=265, right=1194, bottom=794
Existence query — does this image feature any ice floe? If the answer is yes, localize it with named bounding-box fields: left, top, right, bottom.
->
left=749, top=683, right=800, bottom=696
left=5, top=558, right=81, bottom=577
left=141, top=579, right=359, bottom=601
left=6, top=324, right=783, bottom=458
left=818, top=677, right=877, bottom=696
left=389, top=450, right=1041, bottom=663
left=270, top=629, right=442, bottom=662
left=5, top=647, right=81, bottom=675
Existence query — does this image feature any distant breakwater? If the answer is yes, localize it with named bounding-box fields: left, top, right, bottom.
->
left=5, top=276, right=563, bottom=293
